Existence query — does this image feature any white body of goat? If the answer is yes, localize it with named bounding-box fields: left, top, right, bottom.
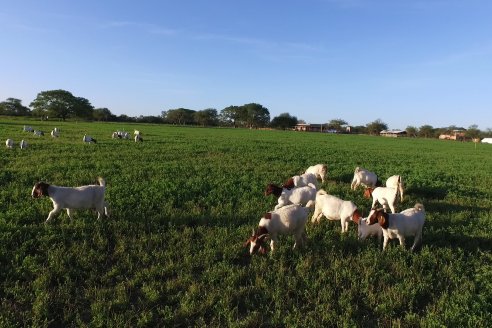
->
left=386, top=175, right=404, bottom=202
left=357, top=217, right=383, bottom=242
left=20, top=140, right=27, bottom=149
left=23, top=125, right=34, bottom=132
left=351, top=167, right=377, bottom=190
left=305, top=164, right=327, bottom=183
left=31, top=177, right=109, bottom=222
left=273, top=183, right=316, bottom=210
left=311, top=190, right=361, bottom=233
left=6, top=139, right=14, bottom=148
left=365, top=186, right=398, bottom=214
left=244, top=202, right=314, bottom=254
left=283, top=173, right=319, bottom=189
left=134, top=134, right=143, bottom=142
left=83, top=135, right=96, bottom=143
left=367, top=204, right=425, bottom=251
left=51, top=130, right=60, bottom=138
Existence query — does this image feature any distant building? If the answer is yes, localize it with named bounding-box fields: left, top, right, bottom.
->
left=380, top=130, right=407, bottom=137
left=438, top=130, right=466, bottom=141
left=294, top=123, right=352, bottom=133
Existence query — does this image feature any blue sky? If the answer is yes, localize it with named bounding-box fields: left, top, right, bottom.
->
left=1, top=0, right=491, bottom=129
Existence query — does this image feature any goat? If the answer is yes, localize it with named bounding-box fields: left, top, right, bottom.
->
left=31, top=177, right=109, bottom=223
left=366, top=204, right=425, bottom=251
left=311, top=190, right=361, bottom=233
left=386, top=175, right=404, bottom=202
left=305, top=164, right=328, bottom=183
left=364, top=186, right=398, bottom=214
left=357, top=217, right=383, bottom=243
left=265, top=183, right=317, bottom=210
left=351, top=167, right=377, bottom=190
left=5, top=139, right=14, bottom=148
left=51, top=129, right=60, bottom=138
left=83, top=135, right=97, bottom=143
left=23, top=125, right=34, bottom=132
left=282, top=173, right=319, bottom=189
left=244, top=201, right=314, bottom=255
left=33, top=130, right=44, bottom=136
left=134, top=134, right=143, bottom=142
left=20, top=140, right=27, bottom=149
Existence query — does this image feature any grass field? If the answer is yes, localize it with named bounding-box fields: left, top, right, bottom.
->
left=1, top=118, right=491, bottom=327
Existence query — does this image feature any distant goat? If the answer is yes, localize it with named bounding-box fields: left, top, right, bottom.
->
left=305, top=164, right=328, bottom=183
left=351, top=167, right=377, bottom=190
left=23, top=125, right=34, bottom=132
left=366, top=204, right=425, bottom=251
left=83, top=135, right=97, bottom=143
left=5, top=139, right=14, bottom=148
left=244, top=202, right=314, bottom=255
left=134, top=134, right=143, bottom=142
left=33, top=130, right=44, bottom=136
left=31, top=177, right=109, bottom=222
left=51, top=129, right=60, bottom=138
left=20, top=140, right=27, bottom=149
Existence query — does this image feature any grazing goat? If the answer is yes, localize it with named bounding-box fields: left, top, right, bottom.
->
left=83, top=135, right=97, bottom=143
left=33, top=130, right=44, bottom=136
left=134, top=134, right=143, bottom=142
left=364, top=186, right=398, bottom=214
left=366, top=204, right=425, bottom=251
left=305, top=164, right=328, bottom=183
left=311, top=190, right=361, bottom=233
left=351, top=167, right=377, bottom=190
left=265, top=183, right=317, bottom=210
left=283, top=173, right=319, bottom=189
left=386, top=175, right=404, bottom=202
left=31, top=177, right=109, bottom=223
left=23, top=125, right=34, bottom=132
left=357, top=217, right=383, bottom=243
left=5, top=139, right=14, bottom=148
left=20, top=140, right=27, bottom=149
left=51, top=129, right=60, bottom=138
left=244, top=202, right=314, bottom=255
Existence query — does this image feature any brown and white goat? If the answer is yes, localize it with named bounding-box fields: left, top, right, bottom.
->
left=305, top=164, right=328, bottom=183
left=366, top=204, right=425, bottom=251
left=282, top=173, right=319, bottom=189
left=311, top=189, right=361, bottom=233
left=385, top=175, right=404, bottom=202
left=364, top=186, right=398, bottom=214
left=265, top=183, right=317, bottom=210
left=351, top=167, right=377, bottom=190
left=244, top=202, right=314, bottom=255
left=32, top=177, right=109, bottom=222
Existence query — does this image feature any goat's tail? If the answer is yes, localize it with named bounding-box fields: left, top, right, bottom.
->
left=97, top=177, right=106, bottom=187
left=414, top=203, right=424, bottom=212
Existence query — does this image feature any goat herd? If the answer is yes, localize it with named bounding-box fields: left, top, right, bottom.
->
left=244, top=164, right=426, bottom=255
left=4, top=125, right=144, bottom=149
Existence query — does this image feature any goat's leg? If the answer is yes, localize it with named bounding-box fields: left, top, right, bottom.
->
left=411, top=231, right=422, bottom=252
left=66, top=208, right=73, bottom=219
left=46, top=206, right=61, bottom=223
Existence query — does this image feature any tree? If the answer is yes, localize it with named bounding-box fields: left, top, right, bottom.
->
left=242, top=103, right=270, bottom=128
left=30, top=89, right=93, bottom=120
left=270, top=112, right=298, bottom=130
left=72, top=96, right=94, bottom=120
left=366, top=119, right=388, bottom=135
left=194, top=108, right=218, bottom=126
left=163, top=108, right=195, bottom=125
left=93, top=108, right=113, bottom=121
left=219, top=105, right=244, bottom=127
left=418, top=125, right=435, bottom=138
left=405, top=126, right=418, bottom=137
left=0, top=98, right=31, bottom=116
left=327, top=119, right=348, bottom=132
left=465, top=124, right=480, bottom=139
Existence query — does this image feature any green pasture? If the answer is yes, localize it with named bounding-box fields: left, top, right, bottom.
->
left=1, top=118, right=491, bottom=327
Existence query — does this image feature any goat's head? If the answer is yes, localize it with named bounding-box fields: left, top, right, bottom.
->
left=282, top=178, right=295, bottom=190
left=244, top=227, right=269, bottom=255
left=31, top=182, right=50, bottom=198
left=264, top=184, right=282, bottom=197
left=363, top=188, right=374, bottom=199
left=367, top=208, right=389, bottom=228
left=352, top=209, right=362, bottom=224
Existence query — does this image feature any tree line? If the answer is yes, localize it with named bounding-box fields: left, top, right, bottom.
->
left=1, top=89, right=491, bottom=138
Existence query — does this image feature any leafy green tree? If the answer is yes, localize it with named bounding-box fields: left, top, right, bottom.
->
left=327, top=119, right=348, bottom=132
left=219, top=105, right=244, bottom=127
left=30, top=90, right=93, bottom=120
left=270, top=112, right=298, bottom=130
left=93, top=108, right=114, bottom=121
left=418, top=125, right=435, bottom=138
left=0, top=98, right=31, bottom=116
left=242, top=103, right=270, bottom=128
left=194, top=108, right=218, bottom=126
left=465, top=124, right=480, bottom=139
left=163, top=108, right=195, bottom=125
left=72, top=97, right=94, bottom=120
left=406, top=126, right=418, bottom=137
left=366, top=119, right=388, bottom=135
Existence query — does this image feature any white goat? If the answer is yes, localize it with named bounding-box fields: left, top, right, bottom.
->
left=357, top=217, right=383, bottom=242
left=20, top=140, right=27, bottom=149
left=386, top=175, right=404, bottom=202
left=311, top=190, right=361, bottom=233
left=282, top=173, right=319, bottom=189
left=244, top=201, right=314, bottom=255
left=23, top=125, right=34, bottom=132
left=134, top=134, right=143, bottom=142
left=351, top=167, right=377, bottom=190
left=31, top=177, right=109, bottom=222
left=265, top=183, right=317, bottom=210
left=305, top=164, right=328, bottom=183
left=33, top=130, right=44, bottom=136
left=364, top=186, right=398, bottom=214
left=51, top=129, right=60, bottom=138
left=5, top=139, right=14, bottom=148
left=83, top=135, right=97, bottom=143
left=366, top=204, right=425, bottom=251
